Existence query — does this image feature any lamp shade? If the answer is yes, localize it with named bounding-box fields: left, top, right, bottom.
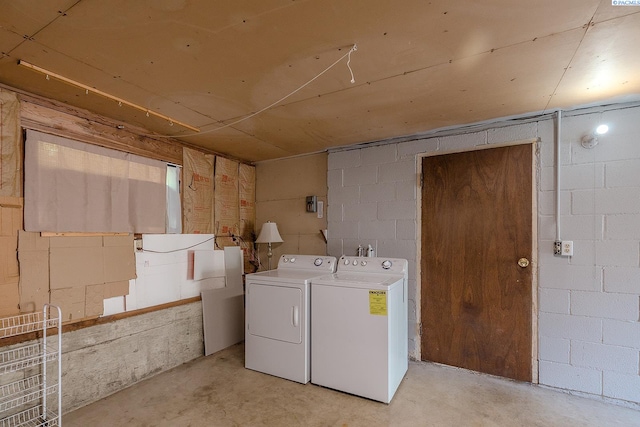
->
left=255, top=221, right=283, bottom=243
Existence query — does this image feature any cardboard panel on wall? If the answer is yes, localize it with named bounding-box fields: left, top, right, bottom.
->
left=17, top=231, right=50, bottom=313
left=0, top=282, right=19, bottom=317
left=183, top=147, right=214, bottom=234
left=51, top=287, right=85, bottom=321
left=85, top=283, right=105, bottom=317
left=0, top=89, right=22, bottom=198
left=49, top=245, right=104, bottom=289
left=214, top=157, right=239, bottom=247
left=103, top=235, right=136, bottom=282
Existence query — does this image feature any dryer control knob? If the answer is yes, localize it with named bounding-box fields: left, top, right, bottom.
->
left=382, top=260, right=392, bottom=269
left=283, top=257, right=289, bottom=263
left=290, top=257, right=296, bottom=263
left=361, top=261, right=367, bottom=266
left=314, top=258, right=323, bottom=266
left=352, top=260, right=358, bottom=266
left=344, top=259, right=350, bottom=265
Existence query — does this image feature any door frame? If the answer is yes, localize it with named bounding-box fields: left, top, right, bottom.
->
left=414, top=138, right=539, bottom=383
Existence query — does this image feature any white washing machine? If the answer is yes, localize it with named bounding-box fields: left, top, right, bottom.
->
left=245, top=254, right=337, bottom=384
left=311, top=255, right=408, bottom=403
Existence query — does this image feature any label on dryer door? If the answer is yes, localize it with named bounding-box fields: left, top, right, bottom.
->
left=369, top=290, right=387, bottom=315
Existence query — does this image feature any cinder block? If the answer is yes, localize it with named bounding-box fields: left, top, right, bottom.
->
left=538, top=312, right=602, bottom=342
left=538, top=336, right=570, bottom=363
left=606, top=159, right=640, bottom=188
left=539, top=288, right=570, bottom=314
left=398, top=138, right=438, bottom=158
left=595, top=240, right=639, bottom=267
left=358, top=220, right=396, bottom=240
left=571, top=340, right=639, bottom=374
left=603, top=371, right=640, bottom=403
left=328, top=185, right=359, bottom=205
left=538, top=361, right=602, bottom=395
left=396, top=181, right=417, bottom=201
left=539, top=167, right=555, bottom=192
left=361, top=182, right=395, bottom=202
left=538, top=190, right=571, bottom=216
left=439, top=131, right=486, bottom=152
left=571, top=266, right=603, bottom=291
left=376, top=239, right=416, bottom=261
left=378, top=200, right=416, bottom=220
left=606, top=214, right=640, bottom=240
left=487, top=123, right=537, bottom=145
left=328, top=149, right=361, bottom=170
left=343, top=202, right=377, bottom=221
left=326, top=220, right=359, bottom=240
left=361, top=144, right=397, bottom=165
left=571, top=291, right=639, bottom=321
left=537, top=215, right=556, bottom=241
left=573, top=188, right=640, bottom=215
left=396, top=220, right=416, bottom=240
left=378, top=160, right=417, bottom=183
left=562, top=215, right=604, bottom=240
left=567, top=240, right=596, bottom=267
left=326, top=203, right=342, bottom=224
left=603, top=267, right=640, bottom=294
left=603, top=319, right=640, bottom=348
left=343, top=166, right=378, bottom=187
left=538, top=262, right=573, bottom=289
left=326, top=238, right=343, bottom=258
left=558, top=164, right=605, bottom=191
left=537, top=121, right=569, bottom=167
left=327, top=169, right=343, bottom=188
left=539, top=264, right=603, bottom=292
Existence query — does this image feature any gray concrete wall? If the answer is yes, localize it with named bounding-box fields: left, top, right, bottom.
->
left=61, top=301, right=203, bottom=412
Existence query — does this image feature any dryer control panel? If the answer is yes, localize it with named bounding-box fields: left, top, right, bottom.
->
left=277, top=254, right=337, bottom=273
left=338, top=256, right=407, bottom=275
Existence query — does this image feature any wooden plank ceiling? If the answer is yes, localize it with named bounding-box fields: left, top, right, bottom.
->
left=1, top=0, right=639, bottom=162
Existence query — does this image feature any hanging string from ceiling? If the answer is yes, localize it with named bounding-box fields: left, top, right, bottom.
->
left=148, top=43, right=358, bottom=138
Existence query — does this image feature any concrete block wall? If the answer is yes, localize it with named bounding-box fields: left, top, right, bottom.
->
left=327, top=104, right=640, bottom=406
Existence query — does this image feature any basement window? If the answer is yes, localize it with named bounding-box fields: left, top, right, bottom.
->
left=24, top=129, right=168, bottom=233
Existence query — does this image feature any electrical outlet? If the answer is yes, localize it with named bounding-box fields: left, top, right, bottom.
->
left=554, top=240, right=562, bottom=256
left=561, top=240, right=574, bottom=256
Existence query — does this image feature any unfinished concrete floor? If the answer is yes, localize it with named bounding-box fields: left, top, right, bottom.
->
left=64, top=343, right=640, bottom=427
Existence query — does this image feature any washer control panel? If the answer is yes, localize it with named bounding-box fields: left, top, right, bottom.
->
left=278, top=254, right=337, bottom=272
left=338, top=256, right=407, bottom=274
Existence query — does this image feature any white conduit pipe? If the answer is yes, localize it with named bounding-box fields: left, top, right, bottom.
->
left=555, top=110, right=562, bottom=242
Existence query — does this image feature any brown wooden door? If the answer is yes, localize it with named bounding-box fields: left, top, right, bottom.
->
left=420, top=144, right=533, bottom=382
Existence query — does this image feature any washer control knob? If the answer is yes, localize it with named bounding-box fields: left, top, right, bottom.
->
left=283, top=257, right=289, bottom=263
left=361, top=261, right=367, bottom=266
left=352, top=260, right=358, bottom=266
left=344, top=259, right=350, bottom=265
left=290, top=257, right=296, bottom=263
left=382, top=260, right=392, bottom=270
left=314, top=258, right=323, bottom=266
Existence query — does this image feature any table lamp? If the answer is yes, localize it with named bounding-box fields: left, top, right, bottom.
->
left=256, top=221, right=283, bottom=270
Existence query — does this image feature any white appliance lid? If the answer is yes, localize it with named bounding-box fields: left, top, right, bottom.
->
left=312, top=272, right=404, bottom=290
left=246, top=268, right=331, bottom=284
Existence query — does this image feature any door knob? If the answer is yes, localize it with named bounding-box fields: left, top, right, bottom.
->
left=518, top=258, right=530, bottom=268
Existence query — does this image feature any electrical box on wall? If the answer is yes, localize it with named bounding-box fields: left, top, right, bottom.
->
left=306, top=196, right=317, bottom=213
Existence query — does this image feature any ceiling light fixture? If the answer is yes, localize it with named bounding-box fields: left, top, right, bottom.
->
left=17, top=60, right=200, bottom=132
left=595, top=124, right=609, bottom=135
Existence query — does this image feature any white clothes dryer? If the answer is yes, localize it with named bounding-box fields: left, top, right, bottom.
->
left=245, top=254, right=337, bottom=384
left=311, top=255, right=408, bottom=403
